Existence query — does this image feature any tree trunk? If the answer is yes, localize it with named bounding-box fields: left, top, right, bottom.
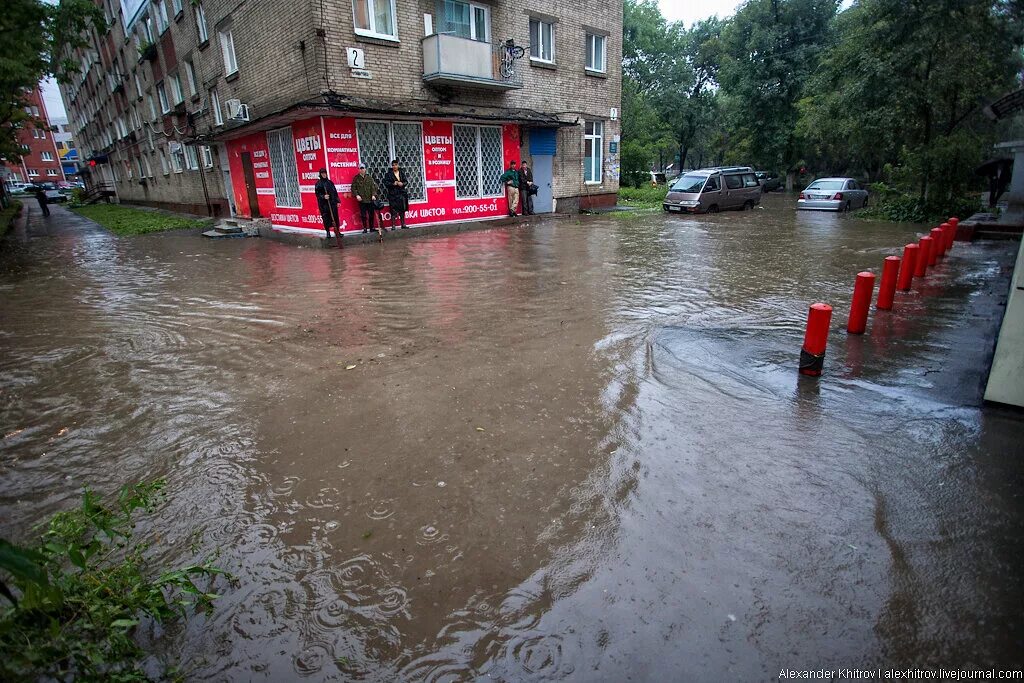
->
left=786, top=171, right=796, bottom=192
left=679, top=144, right=689, bottom=173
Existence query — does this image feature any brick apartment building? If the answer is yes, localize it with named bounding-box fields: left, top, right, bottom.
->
left=60, top=0, right=622, bottom=230
left=1, top=87, right=66, bottom=187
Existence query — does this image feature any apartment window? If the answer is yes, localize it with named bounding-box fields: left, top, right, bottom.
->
left=32, top=129, right=39, bottom=139
left=440, top=1, right=489, bottom=42
left=157, top=81, right=170, bottom=113
left=160, top=148, right=169, bottom=174
left=144, top=154, right=153, bottom=178
left=210, top=88, right=223, bottom=126
left=195, top=2, right=208, bottom=43
left=184, top=59, right=197, bottom=97
left=585, top=33, right=607, bottom=72
left=266, top=127, right=301, bottom=208
left=219, top=29, right=238, bottom=75
left=171, top=144, right=184, bottom=173
left=41, top=151, right=54, bottom=161
left=134, top=71, right=143, bottom=98
left=32, top=106, right=40, bottom=117
left=47, top=169, right=58, bottom=176
left=352, top=0, right=397, bottom=40
left=355, top=121, right=426, bottom=201
left=147, top=94, right=157, bottom=121
left=201, top=145, right=214, bottom=168
left=529, top=18, right=554, bottom=63
left=184, top=145, right=199, bottom=170
left=28, top=169, right=39, bottom=177
left=40, top=130, right=46, bottom=140
left=584, top=120, right=603, bottom=184
left=172, top=0, right=183, bottom=16
left=453, top=124, right=503, bottom=198
left=136, top=156, right=145, bottom=179
left=154, top=0, right=169, bottom=33
left=170, top=74, right=183, bottom=104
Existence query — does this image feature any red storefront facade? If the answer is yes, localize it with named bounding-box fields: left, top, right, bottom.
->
left=225, top=115, right=522, bottom=232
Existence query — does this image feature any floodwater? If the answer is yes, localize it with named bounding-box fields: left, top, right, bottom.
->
left=1, top=196, right=1022, bottom=680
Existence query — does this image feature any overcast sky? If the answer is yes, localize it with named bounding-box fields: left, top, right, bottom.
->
left=658, top=0, right=743, bottom=26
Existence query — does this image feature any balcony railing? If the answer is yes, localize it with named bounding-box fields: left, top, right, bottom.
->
left=422, top=34, right=524, bottom=91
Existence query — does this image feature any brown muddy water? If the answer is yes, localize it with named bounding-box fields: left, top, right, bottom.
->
left=1, top=196, right=1022, bottom=681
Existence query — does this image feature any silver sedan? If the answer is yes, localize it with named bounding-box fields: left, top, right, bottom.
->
left=797, top=177, right=869, bottom=211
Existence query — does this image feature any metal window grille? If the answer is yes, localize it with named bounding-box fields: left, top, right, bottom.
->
left=454, top=124, right=504, bottom=198
left=356, top=121, right=390, bottom=193
left=357, top=120, right=426, bottom=202
left=479, top=126, right=503, bottom=196
left=267, top=127, right=301, bottom=208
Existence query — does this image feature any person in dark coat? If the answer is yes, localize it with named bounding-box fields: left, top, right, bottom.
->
left=383, top=160, right=409, bottom=229
left=518, top=161, right=535, bottom=215
left=351, top=163, right=384, bottom=240
left=314, top=168, right=343, bottom=248
left=34, top=186, right=50, bottom=217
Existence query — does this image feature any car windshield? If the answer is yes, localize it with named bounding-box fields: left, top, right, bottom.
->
left=806, top=180, right=845, bottom=191
left=671, top=174, right=707, bottom=193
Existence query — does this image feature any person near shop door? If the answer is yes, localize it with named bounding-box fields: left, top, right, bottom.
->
left=518, top=160, right=535, bottom=215
left=352, top=163, right=383, bottom=239
left=384, top=159, right=409, bottom=230
left=499, top=160, right=520, bottom=217
left=314, top=168, right=343, bottom=248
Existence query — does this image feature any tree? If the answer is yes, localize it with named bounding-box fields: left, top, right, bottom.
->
left=718, top=0, right=838, bottom=187
left=0, top=0, right=105, bottom=163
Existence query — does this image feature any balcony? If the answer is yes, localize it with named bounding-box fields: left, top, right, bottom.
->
left=422, top=34, right=523, bottom=91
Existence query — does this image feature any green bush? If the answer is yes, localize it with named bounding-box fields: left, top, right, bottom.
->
left=0, top=481, right=230, bottom=681
left=618, top=185, right=669, bottom=208
left=860, top=183, right=980, bottom=224
left=70, top=204, right=213, bottom=236
left=1, top=200, right=22, bottom=239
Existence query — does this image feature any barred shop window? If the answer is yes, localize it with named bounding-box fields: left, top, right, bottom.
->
left=353, top=0, right=398, bottom=40
left=584, top=120, right=603, bottom=184
left=267, top=127, right=301, bottom=208
left=453, top=124, right=504, bottom=199
left=355, top=120, right=426, bottom=202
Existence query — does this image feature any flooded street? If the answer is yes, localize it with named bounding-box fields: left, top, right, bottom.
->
left=2, top=195, right=1022, bottom=680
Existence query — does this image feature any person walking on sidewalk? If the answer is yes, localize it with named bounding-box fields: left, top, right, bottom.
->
left=314, top=168, right=343, bottom=248
left=33, top=186, right=50, bottom=217
left=499, top=161, right=520, bottom=217
left=518, top=161, right=535, bottom=216
left=384, top=160, right=409, bottom=230
left=352, top=164, right=384, bottom=239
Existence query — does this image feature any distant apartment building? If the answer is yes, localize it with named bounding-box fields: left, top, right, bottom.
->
left=49, top=117, right=82, bottom=180
left=60, top=0, right=622, bottom=229
left=1, top=87, right=66, bottom=186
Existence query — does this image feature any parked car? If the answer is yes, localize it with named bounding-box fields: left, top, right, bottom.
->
left=663, top=166, right=762, bottom=214
left=797, top=177, right=869, bottom=212
left=34, top=182, right=68, bottom=203
left=8, top=183, right=34, bottom=195
left=755, top=171, right=781, bottom=192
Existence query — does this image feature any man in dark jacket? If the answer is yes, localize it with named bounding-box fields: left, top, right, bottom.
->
left=314, top=168, right=343, bottom=248
left=34, top=185, right=50, bottom=217
left=383, top=159, right=409, bottom=230
left=518, top=161, right=534, bottom=215
left=351, top=163, right=383, bottom=238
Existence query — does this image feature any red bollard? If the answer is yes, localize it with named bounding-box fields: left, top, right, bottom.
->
left=925, top=234, right=939, bottom=266
left=897, top=243, right=918, bottom=291
left=937, top=222, right=950, bottom=254
left=915, top=236, right=932, bottom=276
left=930, top=227, right=944, bottom=259
left=948, top=217, right=959, bottom=247
left=876, top=256, right=900, bottom=310
left=848, top=271, right=876, bottom=334
left=800, top=303, right=833, bottom=376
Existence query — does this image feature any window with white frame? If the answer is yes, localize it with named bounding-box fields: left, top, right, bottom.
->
left=585, top=32, right=607, bottom=72
left=584, top=120, right=603, bottom=183
left=219, top=29, right=238, bottom=75
left=136, top=156, right=145, bottom=178
left=453, top=124, right=504, bottom=198
left=210, top=87, right=223, bottom=125
left=170, top=143, right=184, bottom=172
left=170, top=74, right=183, bottom=104
left=154, top=0, right=169, bottom=33
left=28, top=169, right=38, bottom=177
left=41, top=151, right=54, bottom=161
left=134, top=71, right=143, bottom=97
left=184, top=59, right=197, bottom=97
left=439, top=1, right=490, bottom=42
left=195, top=2, right=208, bottom=43
left=147, top=94, right=157, bottom=120
left=529, top=18, right=554, bottom=62
left=355, top=120, right=426, bottom=201
left=47, top=169, right=58, bottom=176
left=40, top=130, right=46, bottom=139
left=159, top=148, right=169, bottom=174
left=352, top=0, right=397, bottom=40
left=266, top=128, right=301, bottom=208
left=201, top=145, right=214, bottom=168
left=184, top=145, right=199, bottom=170
left=157, top=81, right=170, bottom=113
left=172, top=0, right=182, bottom=15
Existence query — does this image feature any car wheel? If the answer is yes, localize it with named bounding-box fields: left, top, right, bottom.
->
left=707, top=205, right=719, bottom=214
left=743, top=200, right=754, bottom=210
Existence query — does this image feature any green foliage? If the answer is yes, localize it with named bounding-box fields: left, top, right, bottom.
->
left=618, top=185, right=669, bottom=208
left=1, top=200, right=23, bottom=238
left=0, top=481, right=230, bottom=681
left=859, top=182, right=981, bottom=223
left=70, top=204, right=214, bottom=236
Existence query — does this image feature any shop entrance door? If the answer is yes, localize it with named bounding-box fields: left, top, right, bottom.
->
left=528, top=128, right=557, bottom=213
left=240, top=152, right=261, bottom=218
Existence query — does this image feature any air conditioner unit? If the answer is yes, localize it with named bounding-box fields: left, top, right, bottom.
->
left=225, top=98, right=249, bottom=121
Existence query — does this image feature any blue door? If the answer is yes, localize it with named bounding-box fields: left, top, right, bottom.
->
left=529, top=128, right=557, bottom=214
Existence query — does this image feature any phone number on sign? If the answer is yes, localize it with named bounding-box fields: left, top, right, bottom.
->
left=453, top=202, right=498, bottom=216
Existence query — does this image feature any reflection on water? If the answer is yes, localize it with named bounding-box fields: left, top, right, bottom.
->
left=1, top=198, right=1021, bottom=679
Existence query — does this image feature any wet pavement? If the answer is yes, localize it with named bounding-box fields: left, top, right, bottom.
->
left=1, top=197, right=1022, bottom=680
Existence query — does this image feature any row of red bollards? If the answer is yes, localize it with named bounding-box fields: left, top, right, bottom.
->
left=799, top=217, right=960, bottom=377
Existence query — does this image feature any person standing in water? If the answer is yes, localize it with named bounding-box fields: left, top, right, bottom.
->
left=383, top=160, right=409, bottom=230
left=314, top=168, right=343, bottom=248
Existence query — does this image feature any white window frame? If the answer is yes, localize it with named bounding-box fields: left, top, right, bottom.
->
left=195, top=2, right=208, bottom=43
left=585, top=33, right=607, bottom=73
left=266, top=127, right=302, bottom=208
left=201, top=145, right=214, bottom=168
left=40, top=130, right=46, bottom=139
left=453, top=124, right=504, bottom=199
left=210, top=87, right=223, bottom=126
left=529, top=18, right=554, bottom=63
left=171, top=0, right=183, bottom=16
left=157, top=81, right=170, bottom=113
left=219, top=29, right=238, bottom=76
left=28, top=169, right=39, bottom=177
left=47, top=169, right=58, bottom=176
left=154, top=0, right=169, bottom=33
left=134, top=71, right=143, bottom=98
left=352, top=0, right=399, bottom=41
left=184, top=144, right=199, bottom=170
left=147, top=94, right=157, bottom=121
left=584, top=120, right=603, bottom=184
left=160, top=148, right=170, bottom=175
left=41, top=151, right=53, bottom=161
left=171, top=145, right=184, bottom=173
left=170, top=74, right=184, bottom=104
left=184, top=59, right=197, bottom=97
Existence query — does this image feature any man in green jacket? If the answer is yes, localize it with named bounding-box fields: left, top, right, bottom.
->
left=499, top=160, right=520, bottom=217
left=351, top=163, right=381, bottom=234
